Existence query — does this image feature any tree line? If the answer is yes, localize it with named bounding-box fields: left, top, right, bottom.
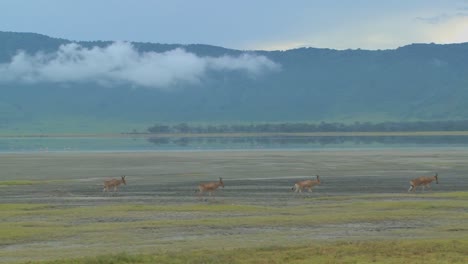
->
left=145, top=120, right=468, bottom=134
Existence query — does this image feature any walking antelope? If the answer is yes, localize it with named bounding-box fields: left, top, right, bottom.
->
left=103, top=175, right=127, bottom=192
left=292, top=175, right=320, bottom=193
left=408, top=173, right=438, bottom=192
left=197, top=177, right=224, bottom=199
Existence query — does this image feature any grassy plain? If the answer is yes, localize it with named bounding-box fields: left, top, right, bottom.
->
left=1, top=150, right=467, bottom=263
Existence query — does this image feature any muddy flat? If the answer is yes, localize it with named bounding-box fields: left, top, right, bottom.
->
left=1, top=149, right=467, bottom=263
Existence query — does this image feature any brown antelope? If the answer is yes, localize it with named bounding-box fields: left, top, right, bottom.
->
left=103, top=175, right=127, bottom=192
left=197, top=177, right=224, bottom=199
left=292, top=175, right=320, bottom=193
left=408, top=173, right=438, bottom=192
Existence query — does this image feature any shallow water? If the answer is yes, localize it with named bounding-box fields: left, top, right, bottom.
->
left=2, top=135, right=468, bottom=152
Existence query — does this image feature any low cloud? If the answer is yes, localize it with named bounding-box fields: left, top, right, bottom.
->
left=0, top=42, right=280, bottom=89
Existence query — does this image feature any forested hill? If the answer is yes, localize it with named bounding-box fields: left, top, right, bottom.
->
left=1, top=31, right=468, bottom=133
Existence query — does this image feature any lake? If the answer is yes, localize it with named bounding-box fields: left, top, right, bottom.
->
left=2, top=134, right=468, bottom=152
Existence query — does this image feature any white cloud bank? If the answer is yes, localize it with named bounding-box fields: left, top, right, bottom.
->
left=0, top=42, right=280, bottom=88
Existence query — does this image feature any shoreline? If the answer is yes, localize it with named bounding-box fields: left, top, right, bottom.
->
left=2, top=131, right=468, bottom=138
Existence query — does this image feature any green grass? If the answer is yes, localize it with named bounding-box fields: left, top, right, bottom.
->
left=2, top=194, right=467, bottom=249
left=430, top=191, right=468, bottom=199
left=0, top=197, right=466, bottom=263
left=26, top=239, right=468, bottom=264
left=0, top=221, right=71, bottom=243
left=3, top=199, right=465, bottom=230
left=2, top=148, right=468, bottom=264
left=0, top=180, right=48, bottom=186
left=0, top=180, right=69, bottom=186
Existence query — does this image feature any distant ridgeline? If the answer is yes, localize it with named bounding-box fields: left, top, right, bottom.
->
left=2, top=31, right=468, bottom=134
left=146, top=120, right=468, bottom=134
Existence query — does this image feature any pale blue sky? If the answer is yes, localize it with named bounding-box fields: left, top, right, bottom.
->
left=1, top=0, right=468, bottom=50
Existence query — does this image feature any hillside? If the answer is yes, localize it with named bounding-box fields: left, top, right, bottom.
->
left=1, top=31, right=468, bottom=133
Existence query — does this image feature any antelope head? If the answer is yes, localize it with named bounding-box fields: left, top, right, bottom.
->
left=121, top=175, right=127, bottom=185
left=219, top=177, right=224, bottom=188
left=316, top=175, right=320, bottom=183
left=434, top=173, right=438, bottom=184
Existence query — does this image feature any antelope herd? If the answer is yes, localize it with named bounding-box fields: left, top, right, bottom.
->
left=100, top=173, right=441, bottom=197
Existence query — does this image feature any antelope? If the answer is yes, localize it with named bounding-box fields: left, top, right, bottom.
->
left=408, top=173, right=438, bottom=192
left=292, top=175, right=320, bottom=193
left=197, top=177, right=224, bottom=199
left=103, top=175, right=127, bottom=192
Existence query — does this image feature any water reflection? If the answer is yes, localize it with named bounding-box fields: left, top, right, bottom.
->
left=2, top=135, right=468, bottom=153
left=147, top=135, right=468, bottom=149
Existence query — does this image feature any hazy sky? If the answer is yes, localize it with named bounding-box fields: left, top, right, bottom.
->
left=1, top=0, right=468, bottom=50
